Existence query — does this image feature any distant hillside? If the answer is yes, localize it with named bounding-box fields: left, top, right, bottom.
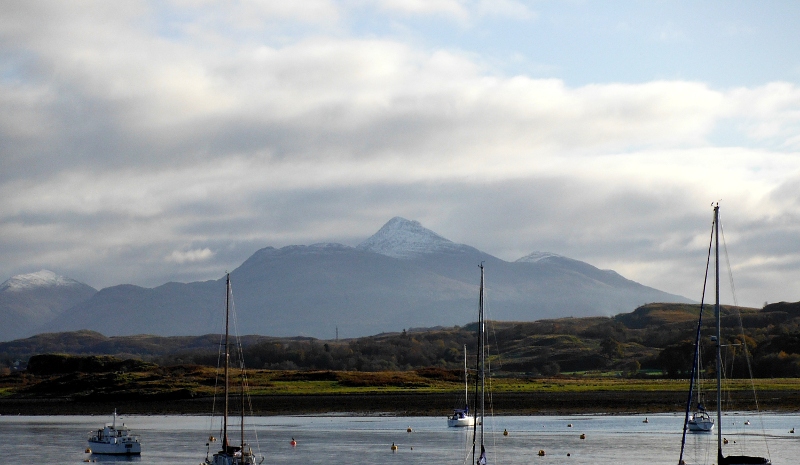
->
left=0, top=329, right=279, bottom=365
left=6, top=302, right=800, bottom=378
left=0, top=270, right=97, bottom=341
left=20, top=218, right=691, bottom=340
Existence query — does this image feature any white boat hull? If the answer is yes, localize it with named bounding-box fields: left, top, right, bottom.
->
left=688, top=419, right=714, bottom=432
left=448, top=415, right=475, bottom=427
left=88, top=440, right=142, bottom=455
left=688, top=411, right=714, bottom=432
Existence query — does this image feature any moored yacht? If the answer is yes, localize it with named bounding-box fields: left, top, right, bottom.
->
left=448, top=345, right=475, bottom=428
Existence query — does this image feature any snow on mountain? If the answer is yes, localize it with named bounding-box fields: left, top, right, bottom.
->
left=4, top=217, right=695, bottom=341
left=0, top=270, right=97, bottom=342
left=357, top=217, right=471, bottom=258
left=0, top=270, right=85, bottom=292
left=516, top=252, right=567, bottom=263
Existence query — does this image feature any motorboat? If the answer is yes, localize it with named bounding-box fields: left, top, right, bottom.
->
left=87, top=409, right=141, bottom=455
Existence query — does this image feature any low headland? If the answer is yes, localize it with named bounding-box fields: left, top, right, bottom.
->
left=5, top=302, right=800, bottom=416
left=3, top=355, right=800, bottom=416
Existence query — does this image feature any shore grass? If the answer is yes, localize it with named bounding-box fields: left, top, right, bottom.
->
left=4, top=367, right=800, bottom=399
left=5, top=368, right=800, bottom=415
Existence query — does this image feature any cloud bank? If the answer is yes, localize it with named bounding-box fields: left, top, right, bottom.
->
left=1, top=1, right=799, bottom=309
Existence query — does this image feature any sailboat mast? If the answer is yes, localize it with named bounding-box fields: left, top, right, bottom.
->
left=223, top=273, right=230, bottom=450
left=241, top=360, right=245, bottom=449
left=463, top=345, right=468, bottom=410
left=714, top=204, right=723, bottom=460
left=479, top=263, right=485, bottom=448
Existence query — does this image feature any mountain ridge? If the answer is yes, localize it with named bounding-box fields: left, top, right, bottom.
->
left=3, top=218, right=692, bottom=341
left=0, top=270, right=97, bottom=342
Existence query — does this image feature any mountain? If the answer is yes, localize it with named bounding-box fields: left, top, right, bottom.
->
left=20, top=218, right=691, bottom=340
left=356, top=217, right=477, bottom=258
left=0, top=270, right=97, bottom=341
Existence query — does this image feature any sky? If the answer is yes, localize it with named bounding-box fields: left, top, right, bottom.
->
left=2, top=0, right=800, bottom=309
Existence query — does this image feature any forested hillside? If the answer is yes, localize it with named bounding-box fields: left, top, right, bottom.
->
left=4, top=302, right=800, bottom=378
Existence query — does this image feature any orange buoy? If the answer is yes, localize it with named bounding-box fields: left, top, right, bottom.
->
left=85, top=448, right=91, bottom=453
left=503, top=429, right=508, bottom=436
left=290, top=437, right=297, bottom=447
left=391, top=442, right=398, bottom=451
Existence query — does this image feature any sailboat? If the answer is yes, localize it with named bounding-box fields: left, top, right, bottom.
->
left=204, top=274, right=263, bottom=465
left=470, top=263, right=489, bottom=465
left=683, top=239, right=714, bottom=434
left=687, top=341, right=714, bottom=433
left=448, top=344, right=475, bottom=427
left=678, top=204, right=770, bottom=465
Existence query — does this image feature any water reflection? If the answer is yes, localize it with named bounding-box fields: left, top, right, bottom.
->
left=90, top=454, right=142, bottom=463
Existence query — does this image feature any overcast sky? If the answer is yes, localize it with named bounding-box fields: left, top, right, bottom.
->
left=2, top=1, right=800, bottom=308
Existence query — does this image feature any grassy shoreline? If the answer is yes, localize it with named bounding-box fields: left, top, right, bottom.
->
left=5, top=367, right=800, bottom=416
left=4, top=389, right=800, bottom=416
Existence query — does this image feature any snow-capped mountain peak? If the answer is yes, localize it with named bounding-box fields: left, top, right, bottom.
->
left=0, top=270, right=83, bottom=292
left=357, top=217, right=463, bottom=259
left=516, top=252, right=568, bottom=263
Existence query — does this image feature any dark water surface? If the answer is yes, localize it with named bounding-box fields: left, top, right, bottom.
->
left=1, top=412, right=799, bottom=464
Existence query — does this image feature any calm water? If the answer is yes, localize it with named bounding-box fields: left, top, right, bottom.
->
left=1, top=412, right=799, bottom=464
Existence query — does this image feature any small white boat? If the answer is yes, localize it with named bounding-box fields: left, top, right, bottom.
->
left=688, top=408, right=714, bottom=432
left=87, top=409, right=141, bottom=455
left=448, top=408, right=474, bottom=427
left=448, top=345, right=475, bottom=428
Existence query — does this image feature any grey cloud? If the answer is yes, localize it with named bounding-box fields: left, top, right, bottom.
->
left=2, top=2, right=800, bottom=314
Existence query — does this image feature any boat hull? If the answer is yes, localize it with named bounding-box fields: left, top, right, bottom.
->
left=719, top=454, right=771, bottom=465
left=206, top=450, right=258, bottom=465
left=687, top=415, right=714, bottom=432
left=88, top=441, right=142, bottom=455
left=447, top=415, right=475, bottom=427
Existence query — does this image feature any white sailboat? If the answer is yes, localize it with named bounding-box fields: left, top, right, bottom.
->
left=204, top=274, right=263, bottom=465
left=679, top=204, right=770, bottom=465
left=687, top=404, right=714, bottom=433
left=448, top=344, right=475, bottom=427
left=87, top=409, right=141, bottom=455
left=685, top=250, right=714, bottom=434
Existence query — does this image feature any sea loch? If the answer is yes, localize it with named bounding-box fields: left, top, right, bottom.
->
left=1, top=413, right=799, bottom=464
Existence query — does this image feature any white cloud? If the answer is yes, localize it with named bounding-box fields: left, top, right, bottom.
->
left=2, top=0, right=800, bottom=309
left=476, top=0, right=535, bottom=20
left=167, top=248, right=215, bottom=264
left=372, top=0, right=469, bottom=19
